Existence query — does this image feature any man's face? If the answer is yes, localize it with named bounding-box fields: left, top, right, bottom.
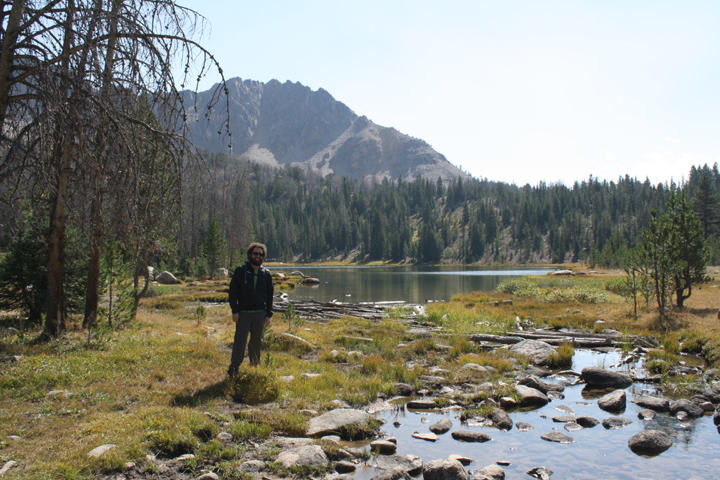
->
left=250, top=248, right=265, bottom=267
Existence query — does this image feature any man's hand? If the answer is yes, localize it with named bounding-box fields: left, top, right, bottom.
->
left=232, top=313, right=239, bottom=323
left=264, top=317, right=272, bottom=327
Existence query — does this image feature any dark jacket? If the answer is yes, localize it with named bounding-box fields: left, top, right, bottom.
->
left=228, top=262, right=274, bottom=318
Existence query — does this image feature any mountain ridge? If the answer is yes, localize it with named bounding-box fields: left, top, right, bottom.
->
left=182, top=77, right=468, bottom=181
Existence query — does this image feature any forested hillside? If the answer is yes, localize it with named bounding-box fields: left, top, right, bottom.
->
left=178, top=156, right=720, bottom=273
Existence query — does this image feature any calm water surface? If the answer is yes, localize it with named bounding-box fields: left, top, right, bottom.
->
left=352, top=350, right=720, bottom=480
left=269, top=266, right=554, bottom=303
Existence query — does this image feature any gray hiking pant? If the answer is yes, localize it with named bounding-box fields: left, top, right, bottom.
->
left=230, top=311, right=265, bottom=370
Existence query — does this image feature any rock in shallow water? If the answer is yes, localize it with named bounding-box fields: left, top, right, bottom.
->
left=581, top=367, right=632, bottom=388
left=540, top=432, right=575, bottom=444
left=575, top=416, right=599, bottom=428
left=516, top=422, right=534, bottom=432
left=602, top=417, right=633, bottom=429
left=598, top=389, right=627, bottom=412
left=564, top=422, right=583, bottom=432
left=632, top=395, right=669, bottom=412
left=429, top=417, right=452, bottom=434
left=451, top=430, right=491, bottom=442
left=423, top=459, right=469, bottom=480
left=628, top=429, right=672, bottom=455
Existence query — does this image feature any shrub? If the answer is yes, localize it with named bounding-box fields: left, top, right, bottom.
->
left=228, top=369, right=280, bottom=405
left=546, top=342, right=574, bottom=368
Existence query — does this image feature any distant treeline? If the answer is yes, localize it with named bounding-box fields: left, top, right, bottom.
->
left=234, top=161, right=720, bottom=267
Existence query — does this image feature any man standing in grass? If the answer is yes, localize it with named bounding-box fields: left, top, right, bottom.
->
left=228, top=242, right=274, bottom=377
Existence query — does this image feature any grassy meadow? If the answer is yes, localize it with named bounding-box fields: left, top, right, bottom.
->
left=0, top=268, right=719, bottom=479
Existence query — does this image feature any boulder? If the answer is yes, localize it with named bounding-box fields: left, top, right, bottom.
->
left=476, top=465, right=505, bottom=479
left=334, top=461, right=356, bottom=473
left=423, top=459, right=469, bottom=480
left=370, top=440, right=397, bottom=454
left=371, top=466, right=412, bottom=480
left=406, top=399, right=438, bottom=409
left=602, top=417, right=633, bottom=429
left=517, top=375, right=565, bottom=394
left=540, top=432, right=575, bottom=444
left=394, top=383, right=414, bottom=396
left=551, top=416, right=576, bottom=423
left=451, top=430, right=491, bottom=442
left=632, top=395, right=669, bottom=412
left=575, top=416, right=599, bottom=428
left=237, top=460, right=265, bottom=473
left=581, top=367, right=632, bottom=388
left=276, top=445, right=328, bottom=468
left=668, top=399, right=704, bottom=418
left=638, top=409, right=656, bottom=420
left=490, top=409, right=513, bottom=430
left=157, top=271, right=179, bottom=284
left=598, top=390, right=626, bottom=412
left=429, top=418, right=452, bottom=434
left=527, top=467, right=553, bottom=480
left=628, top=430, right=673, bottom=455
left=516, top=422, right=534, bottom=431
left=306, top=409, right=373, bottom=438
left=371, top=454, right=423, bottom=476
left=564, top=422, right=582, bottom=432
left=499, top=397, right=517, bottom=409
left=418, top=375, right=447, bottom=388
left=514, top=385, right=549, bottom=406
left=509, top=340, right=556, bottom=365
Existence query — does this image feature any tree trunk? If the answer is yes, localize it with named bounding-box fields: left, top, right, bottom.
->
left=83, top=196, right=103, bottom=328
left=0, top=0, right=25, bottom=123
left=44, top=139, right=72, bottom=338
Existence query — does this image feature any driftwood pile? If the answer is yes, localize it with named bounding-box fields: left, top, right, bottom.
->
left=272, top=298, right=416, bottom=321
left=467, top=329, right=645, bottom=348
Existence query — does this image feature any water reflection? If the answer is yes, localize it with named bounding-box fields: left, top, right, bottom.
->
left=269, top=265, right=555, bottom=303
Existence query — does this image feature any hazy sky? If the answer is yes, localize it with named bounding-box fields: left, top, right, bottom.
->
left=178, top=0, right=720, bottom=186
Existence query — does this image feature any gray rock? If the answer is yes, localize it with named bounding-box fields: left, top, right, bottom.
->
left=632, top=395, right=670, bottom=412
left=87, top=444, right=117, bottom=458
left=598, top=389, right=626, bottom=412
left=448, top=455, right=473, bottom=466
left=334, top=461, right=357, bottom=473
left=699, top=401, right=715, bottom=412
left=477, top=464, right=505, bottom=479
left=490, top=410, right=513, bottom=430
left=418, top=375, right=448, bottom=388
left=371, top=466, right=413, bottom=480
left=668, top=399, right=704, bottom=418
left=527, top=466, right=553, bottom=480
left=194, top=474, right=219, bottom=480
left=714, top=411, right=720, bottom=426
left=518, top=375, right=565, bottom=393
left=216, top=432, right=233, bottom=442
left=372, top=454, right=423, bottom=476
left=499, top=397, right=517, bottom=409
left=276, top=445, right=329, bottom=468
left=429, top=418, right=452, bottom=434
left=412, top=432, right=438, bottom=442
left=371, top=440, right=397, bottom=454
left=638, top=409, right=656, bottom=420
left=514, top=385, right=549, bottom=406
left=423, top=459, right=469, bottom=480
left=540, top=432, right=575, bottom=444
left=451, top=430, right=491, bottom=442
left=394, top=383, right=414, bottom=396
left=602, top=417, right=633, bottom=429
left=330, top=399, right=351, bottom=409
left=551, top=416, right=576, bottom=423
left=306, top=409, right=372, bottom=437
left=628, top=429, right=673, bottom=455
left=554, top=405, right=575, bottom=415
left=406, top=399, right=438, bottom=409
left=523, top=366, right=552, bottom=377
left=564, top=422, right=582, bottom=432
left=581, top=367, right=632, bottom=388
left=157, top=271, right=179, bottom=284
left=575, top=417, right=599, bottom=428
left=516, top=422, right=534, bottom=431
left=509, top=340, right=556, bottom=365
left=238, top=460, right=266, bottom=473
